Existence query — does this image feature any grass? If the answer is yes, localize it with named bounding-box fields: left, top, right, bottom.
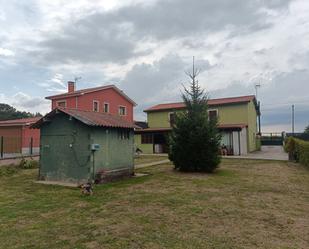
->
left=134, top=154, right=168, bottom=165
left=0, top=159, right=309, bottom=248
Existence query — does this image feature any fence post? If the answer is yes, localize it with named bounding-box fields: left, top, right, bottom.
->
left=30, top=137, right=33, bottom=155
left=1, top=136, right=3, bottom=158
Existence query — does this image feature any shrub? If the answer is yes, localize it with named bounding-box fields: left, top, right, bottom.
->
left=285, top=137, right=309, bottom=167
left=19, top=158, right=39, bottom=169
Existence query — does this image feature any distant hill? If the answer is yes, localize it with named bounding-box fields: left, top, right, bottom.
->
left=0, top=103, right=42, bottom=121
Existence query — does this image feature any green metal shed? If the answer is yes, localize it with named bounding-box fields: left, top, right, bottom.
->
left=32, top=108, right=135, bottom=184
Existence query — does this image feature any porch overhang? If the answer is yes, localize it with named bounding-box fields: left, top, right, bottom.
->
left=135, top=127, right=172, bottom=134
left=218, top=124, right=248, bottom=131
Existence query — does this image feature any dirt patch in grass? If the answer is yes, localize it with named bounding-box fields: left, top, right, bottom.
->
left=134, top=155, right=168, bottom=165
left=0, top=159, right=308, bottom=248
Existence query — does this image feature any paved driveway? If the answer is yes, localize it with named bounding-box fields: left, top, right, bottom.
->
left=225, top=146, right=288, bottom=161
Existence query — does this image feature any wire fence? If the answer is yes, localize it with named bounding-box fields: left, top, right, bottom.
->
left=0, top=136, right=40, bottom=159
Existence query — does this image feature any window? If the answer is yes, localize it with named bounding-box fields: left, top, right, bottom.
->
left=103, top=103, right=109, bottom=113
left=208, top=110, right=218, bottom=121
left=118, top=130, right=130, bottom=140
left=141, top=134, right=153, bottom=144
left=93, top=101, right=99, bottom=112
left=169, top=112, right=176, bottom=127
left=119, top=106, right=126, bottom=116
left=57, top=101, right=66, bottom=108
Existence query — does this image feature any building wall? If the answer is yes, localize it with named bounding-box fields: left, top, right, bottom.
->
left=51, top=88, right=134, bottom=122
left=144, top=101, right=259, bottom=154
left=147, top=110, right=174, bottom=128
left=247, top=101, right=258, bottom=152
left=21, top=126, right=40, bottom=154
left=134, top=133, right=153, bottom=154
left=40, top=113, right=92, bottom=183
left=0, top=126, right=22, bottom=153
left=39, top=112, right=134, bottom=183
left=147, top=103, right=249, bottom=128
left=215, top=104, right=249, bottom=125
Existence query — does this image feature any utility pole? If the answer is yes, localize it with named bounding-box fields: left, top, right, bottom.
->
left=292, top=104, right=295, bottom=135
left=255, top=83, right=261, bottom=135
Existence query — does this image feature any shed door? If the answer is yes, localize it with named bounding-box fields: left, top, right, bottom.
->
left=40, top=135, right=90, bottom=182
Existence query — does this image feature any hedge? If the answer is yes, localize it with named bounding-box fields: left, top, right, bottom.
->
left=284, top=137, right=309, bottom=167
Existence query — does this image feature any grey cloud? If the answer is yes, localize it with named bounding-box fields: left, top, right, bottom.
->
left=32, top=23, right=140, bottom=64
left=30, top=0, right=291, bottom=65
left=120, top=54, right=212, bottom=118
left=115, top=0, right=291, bottom=39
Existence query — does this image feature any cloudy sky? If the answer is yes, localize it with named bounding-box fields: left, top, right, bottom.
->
left=0, top=0, right=308, bottom=132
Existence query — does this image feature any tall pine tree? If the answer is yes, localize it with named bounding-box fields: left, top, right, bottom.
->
left=168, top=58, right=221, bottom=173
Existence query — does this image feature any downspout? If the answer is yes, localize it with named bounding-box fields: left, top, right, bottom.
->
left=75, top=96, right=78, bottom=109
left=258, top=101, right=261, bottom=134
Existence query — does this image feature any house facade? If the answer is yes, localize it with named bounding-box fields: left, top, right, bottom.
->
left=46, top=81, right=136, bottom=122
left=0, top=117, right=40, bottom=157
left=33, top=108, right=135, bottom=184
left=135, top=95, right=261, bottom=155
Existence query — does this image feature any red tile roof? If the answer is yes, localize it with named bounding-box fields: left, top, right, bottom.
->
left=32, top=108, right=136, bottom=129
left=144, top=95, right=256, bottom=112
left=45, top=84, right=137, bottom=106
left=0, top=117, right=41, bottom=127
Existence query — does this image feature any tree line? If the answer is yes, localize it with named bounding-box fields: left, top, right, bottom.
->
left=0, top=103, right=42, bottom=121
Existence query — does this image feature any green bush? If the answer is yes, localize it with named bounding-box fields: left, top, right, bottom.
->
left=285, top=137, right=309, bottom=167
left=19, top=158, right=39, bottom=169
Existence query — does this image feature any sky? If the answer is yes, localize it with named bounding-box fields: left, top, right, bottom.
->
left=0, top=0, right=308, bottom=132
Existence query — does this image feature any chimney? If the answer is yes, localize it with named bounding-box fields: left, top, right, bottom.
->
left=68, top=81, right=75, bottom=93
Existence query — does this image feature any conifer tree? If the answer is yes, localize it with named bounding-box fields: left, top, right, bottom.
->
left=168, top=58, right=221, bottom=173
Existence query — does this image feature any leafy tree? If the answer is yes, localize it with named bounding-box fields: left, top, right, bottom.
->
left=0, top=103, right=42, bottom=121
left=168, top=61, right=221, bottom=173
left=304, top=125, right=309, bottom=134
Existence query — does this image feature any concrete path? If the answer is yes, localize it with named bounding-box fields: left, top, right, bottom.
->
left=35, top=180, right=78, bottom=188
left=135, top=159, right=170, bottom=169
left=0, top=155, right=39, bottom=166
left=224, top=146, right=288, bottom=161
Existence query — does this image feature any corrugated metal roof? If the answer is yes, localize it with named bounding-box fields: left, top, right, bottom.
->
left=0, top=117, right=41, bottom=127
left=45, top=84, right=137, bottom=106
left=144, top=95, right=256, bottom=112
left=32, top=108, right=136, bottom=129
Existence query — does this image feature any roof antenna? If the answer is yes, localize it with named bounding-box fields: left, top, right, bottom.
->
left=74, top=76, right=82, bottom=84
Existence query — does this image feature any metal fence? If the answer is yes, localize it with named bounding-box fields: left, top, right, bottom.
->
left=260, top=132, right=284, bottom=146
left=0, top=136, right=40, bottom=159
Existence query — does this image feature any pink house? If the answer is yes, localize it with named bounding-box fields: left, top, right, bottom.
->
left=45, top=81, right=136, bottom=122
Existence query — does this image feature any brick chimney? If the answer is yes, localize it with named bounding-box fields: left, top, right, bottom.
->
left=68, top=81, right=75, bottom=93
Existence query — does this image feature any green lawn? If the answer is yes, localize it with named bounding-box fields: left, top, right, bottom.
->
left=0, top=159, right=309, bottom=249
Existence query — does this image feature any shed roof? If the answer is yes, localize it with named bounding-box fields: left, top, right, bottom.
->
left=32, top=108, right=136, bottom=129
left=0, top=117, right=41, bottom=127
left=45, top=84, right=137, bottom=106
left=144, top=95, right=256, bottom=112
